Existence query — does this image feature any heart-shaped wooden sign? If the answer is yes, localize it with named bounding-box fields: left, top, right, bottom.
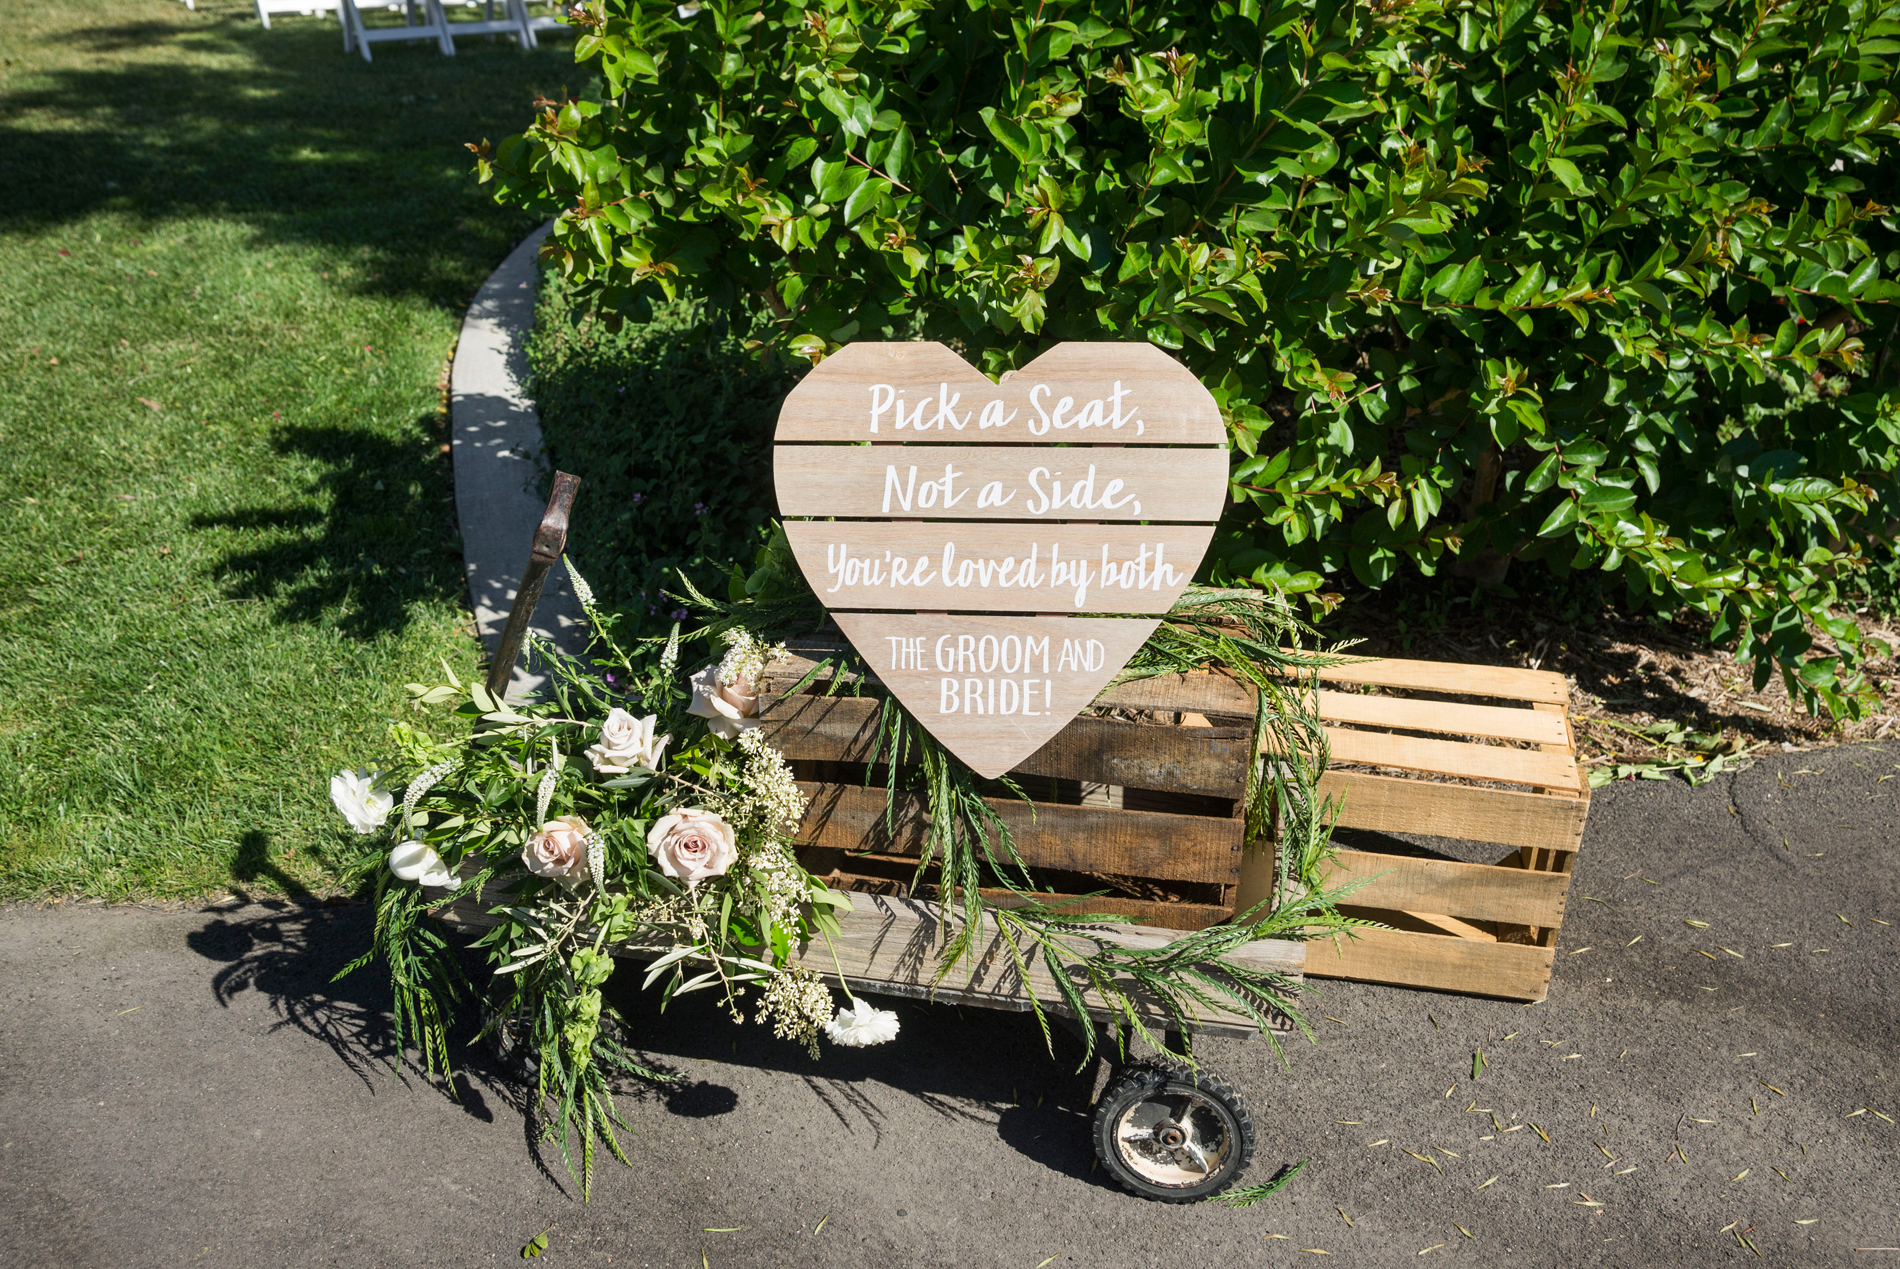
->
left=774, top=342, right=1227, bottom=779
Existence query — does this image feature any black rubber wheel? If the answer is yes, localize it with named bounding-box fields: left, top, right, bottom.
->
left=1092, top=1060, right=1255, bottom=1202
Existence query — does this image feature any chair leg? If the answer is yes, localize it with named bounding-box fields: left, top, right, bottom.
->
left=345, top=0, right=374, bottom=60
left=430, top=0, right=455, bottom=54
left=255, top=0, right=271, bottom=28
left=509, top=0, right=534, bottom=47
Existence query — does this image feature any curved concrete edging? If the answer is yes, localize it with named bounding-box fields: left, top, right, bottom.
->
left=449, top=222, right=588, bottom=700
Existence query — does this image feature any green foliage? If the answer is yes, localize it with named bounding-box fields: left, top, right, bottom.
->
left=1212, top=1156, right=1307, bottom=1205
left=483, top=0, right=1900, bottom=716
left=526, top=283, right=798, bottom=632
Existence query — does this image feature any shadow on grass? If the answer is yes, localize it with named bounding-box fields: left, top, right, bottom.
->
left=230, top=829, right=315, bottom=899
left=191, top=421, right=464, bottom=637
left=0, top=2, right=566, bottom=311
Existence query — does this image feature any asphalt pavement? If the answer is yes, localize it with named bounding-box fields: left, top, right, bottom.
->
left=3, top=743, right=1897, bottom=1268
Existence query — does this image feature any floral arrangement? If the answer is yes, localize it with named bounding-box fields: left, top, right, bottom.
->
left=331, top=590, right=894, bottom=1194
left=330, top=540, right=1366, bottom=1197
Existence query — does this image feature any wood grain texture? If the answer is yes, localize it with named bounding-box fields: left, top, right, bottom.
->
left=787, top=893, right=1298, bottom=1035
left=974, top=889, right=1233, bottom=932
left=808, top=865, right=1237, bottom=932
left=828, top=612, right=1159, bottom=779
left=1303, top=925, right=1556, bottom=1000
left=774, top=341, right=1225, bottom=446
left=1319, top=770, right=1588, bottom=851
left=1323, top=726, right=1581, bottom=791
left=1100, top=660, right=1567, bottom=711
left=773, top=444, right=1230, bottom=522
left=1307, top=656, right=1570, bottom=704
left=783, top=520, right=1217, bottom=614
left=761, top=691, right=1251, bottom=798
left=794, top=782, right=1243, bottom=885
left=1312, top=689, right=1570, bottom=745
left=1322, top=850, right=1570, bottom=927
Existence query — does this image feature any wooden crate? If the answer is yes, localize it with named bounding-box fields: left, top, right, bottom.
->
left=763, top=638, right=1587, bottom=1003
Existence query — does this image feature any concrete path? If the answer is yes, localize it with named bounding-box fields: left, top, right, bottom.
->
left=449, top=222, right=587, bottom=699
left=3, top=744, right=1896, bottom=1267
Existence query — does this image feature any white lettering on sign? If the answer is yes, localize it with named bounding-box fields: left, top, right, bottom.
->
left=878, top=461, right=1141, bottom=517
left=819, top=540, right=1184, bottom=611
left=778, top=342, right=1226, bottom=779
left=865, top=380, right=1142, bottom=437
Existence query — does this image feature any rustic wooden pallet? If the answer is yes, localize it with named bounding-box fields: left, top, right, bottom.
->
left=762, top=636, right=1587, bottom=1003
left=436, top=889, right=1301, bottom=1039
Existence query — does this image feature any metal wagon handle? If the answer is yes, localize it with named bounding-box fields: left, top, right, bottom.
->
left=485, top=470, right=582, bottom=699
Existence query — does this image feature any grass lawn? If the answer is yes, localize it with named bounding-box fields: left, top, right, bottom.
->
left=0, top=0, right=574, bottom=900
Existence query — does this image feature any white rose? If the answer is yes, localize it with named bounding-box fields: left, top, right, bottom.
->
left=585, top=708, right=669, bottom=774
left=687, top=663, right=762, bottom=739
left=645, top=808, right=738, bottom=886
left=825, top=1000, right=900, bottom=1047
left=389, top=840, right=456, bottom=888
left=330, top=769, right=393, bottom=834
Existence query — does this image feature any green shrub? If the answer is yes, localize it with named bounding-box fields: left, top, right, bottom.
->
left=525, top=279, right=795, bottom=630
left=481, top=0, right=1900, bottom=715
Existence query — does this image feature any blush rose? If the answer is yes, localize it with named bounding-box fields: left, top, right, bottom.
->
left=522, top=815, right=591, bottom=888
left=645, top=808, right=738, bottom=886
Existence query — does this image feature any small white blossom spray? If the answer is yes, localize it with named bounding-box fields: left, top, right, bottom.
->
left=564, top=554, right=598, bottom=616
left=659, top=621, right=680, bottom=679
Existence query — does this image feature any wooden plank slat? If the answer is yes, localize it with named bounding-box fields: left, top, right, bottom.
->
left=1323, top=726, right=1581, bottom=792
left=782, top=520, right=1216, bottom=614
left=1303, top=926, right=1555, bottom=1000
left=1313, top=689, right=1569, bottom=746
left=782, top=893, right=1298, bottom=1034
left=1308, top=656, right=1569, bottom=704
left=795, top=783, right=1243, bottom=885
left=1320, top=770, right=1588, bottom=851
left=1096, top=672, right=1254, bottom=715
left=774, top=444, right=1229, bottom=522
left=812, top=868, right=1235, bottom=931
left=1322, top=850, right=1570, bottom=927
left=1098, top=662, right=1570, bottom=713
left=973, top=888, right=1232, bottom=932
left=762, top=692, right=1251, bottom=798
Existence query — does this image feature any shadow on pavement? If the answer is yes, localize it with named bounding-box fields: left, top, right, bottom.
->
left=174, top=899, right=1263, bottom=1190
left=601, top=965, right=1131, bottom=1187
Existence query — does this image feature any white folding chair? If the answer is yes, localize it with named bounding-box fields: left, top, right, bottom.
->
left=254, top=0, right=342, bottom=28
left=341, top=0, right=455, bottom=59
left=513, top=0, right=571, bottom=47
left=441, top=0, right=533, bottom=49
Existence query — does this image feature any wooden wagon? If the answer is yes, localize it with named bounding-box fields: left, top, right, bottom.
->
left=456, top=482, right=1590, bottom=1201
